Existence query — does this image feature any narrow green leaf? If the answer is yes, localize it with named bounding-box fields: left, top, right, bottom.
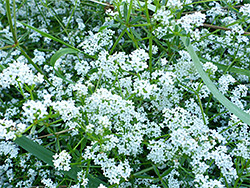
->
left=132, top=166, right=154, bottom=176
left=50, top=48, right=78, bottom=84
left=98, top=23, right=120, bottom=32
left=123, top=2, right=128, bottom=20
left=6, top=0, right=17, bottom=43
left=14, top=136, right=54, bottom=166
left=200, top=57, right=250, bottom=78
left=18, top=21, right=97, bottom=60
left=14, top=136, right=108, bottom=187
left=87, top=174, right=107, bottom=187
left=50, top=48, right=78, bottom=67
left=18, top=21, right=81, bottom=52
left=131, top=29, right=142, bottom=40
left=130, top=16, right=143, bottom=24
left=185, top=37, right=190, bottom=46
left=180, top=36, right=250, bottom=126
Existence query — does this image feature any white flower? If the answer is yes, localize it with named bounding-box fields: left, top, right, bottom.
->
left=98, top=184, right=107, bottom=188
left=52, top=99, right=80, bottom=122
left=166, top=0, right=182, bottom=9
left=153, top=8, right=172, bottom=25
left=203, top=62, right=218, bottom=74
left=22, top=100, right=48, bottom=123
left=76, top=18, right=85, bottom=31
left=0, top=61, right=44, bottom=89
left=0, top=119, right=27, bottom=140
left=77, top=170, right=89, bottom=187
left=128, top=49, right=149, bottom=72
left=79, top=29, right=114, bottom=55
left=99, top=116, right=111, bottom=128
left=240, top=4, right=250, bottom=17
left=218, top=74, right=236, bottom=94
left=177, top=12, right=206, bottom=33
left=52, top=150, right=71, bottom=171
left=41, top=178, right=57, bottom=188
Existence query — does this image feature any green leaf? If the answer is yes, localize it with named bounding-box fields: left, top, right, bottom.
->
left=185, top=37, right=190, bottom=46
left=98, top=23, right=120, bottom=32
left=200, top=57, right=250, bottom=78
left=130, top=16, right=143, bottom=24
left=50, top=48, right=78, bottom=68
left=180, top=36, right=250, bottom=126
left=123, top=2, right=128, bottom=20
left=50, top=48, right=78, bottom=84
left=131, top=29, right=142, bottom=40
left=14, top=136, right=54, bottom=166
left=14, top=136, right=107, bottom=187
left=18, top=21, right=81, bottom=52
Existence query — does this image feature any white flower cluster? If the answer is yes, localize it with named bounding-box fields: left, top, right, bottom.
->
left=77, top=170, right=89, bottom=187
left=207, top=2, right=226, bottom=20
left=41, top=178, right=57, bottom=188
left=230, top=84, right=248, bottom=109
left=166, top=0, right=183, bottom=9
left=0, top=61, right=44, bottom=89
left=239, top=4, right=250, bottom=17
left=82, top=88, right=150, bottom=183
left=218, top=74, right=236, bottom=95
left=151, top=107, right=238, bottom=186
left=1, top=0, right=250, bottom=187
left=177, top=12, right=206, bottom=39
left=52, top=99, right=80, bottom=122
left=84, top=150, right=132, bottom=185
left=221, top=16, right=245, bottom=35
left=22, top=100, right=48, bottom=123
left=0, top=141, right=19, bottom=158
left=79, top=28, right=115, bottom=55
left=219, top=110, right=250, bottom=161
left=52, top=150, right=72, bottom=171
left=178, top=12, right=206, bottom=32
left=133, top=79, right=158, bottom=99
left=128, top=48, right=149, bottom=72
left=152, top=8, right=172, bottom=26
left=203, top=61, right=218, bottom=75
left=0, top=119, right=26, bottom=140
left=32, top=49, right=46, bottom=66
left=174, top=50, right=200, bottom=80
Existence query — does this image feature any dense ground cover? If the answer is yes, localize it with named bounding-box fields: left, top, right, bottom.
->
left=0, top=0, right=250, bottom=187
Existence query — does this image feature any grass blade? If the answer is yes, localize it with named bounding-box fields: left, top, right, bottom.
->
left=50, top=48, right=78, bottom=67
left=18, top=21, right=97, bottom=59
left=14, top=136, right=107, bottom=186
left=199, top=57, right=250, bottom=78
left=14, top=136, right=54, bottom=166
left=18, top=21, right=81, bottom=52
left=50, top=48, right=78, bottom=84
left=180, top=36, right=250, bottom=126
left=5, top=0, right=17, bottom=43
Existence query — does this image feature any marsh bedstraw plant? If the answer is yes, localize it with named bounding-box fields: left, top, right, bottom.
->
left=0, top=0, right=250, bottom=187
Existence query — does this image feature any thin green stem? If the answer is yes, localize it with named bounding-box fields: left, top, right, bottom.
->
left=110, top=28, right=126, bottom=54
left=0, top=45, right=14, bottom=50
left=5, top=0, right=18, bottom=43
left=196, top=93, right=207, bottom=125
left=126, top=0, right=133, bottom=23
left=71, top=137, right=85, bottom=153
left=18, top=45, right=53, bottom=86
left=144, top=0, right=153, bottom=74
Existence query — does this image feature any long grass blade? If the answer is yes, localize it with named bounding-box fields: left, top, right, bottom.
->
left=18, top=21, right=81, bottom=52
left=14, top=136, right=107, bottom=187
left=180, top=36, right=250, bottom=126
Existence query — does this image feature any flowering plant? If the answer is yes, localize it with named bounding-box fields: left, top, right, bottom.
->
left=0, top=0, right=250, bottom=187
